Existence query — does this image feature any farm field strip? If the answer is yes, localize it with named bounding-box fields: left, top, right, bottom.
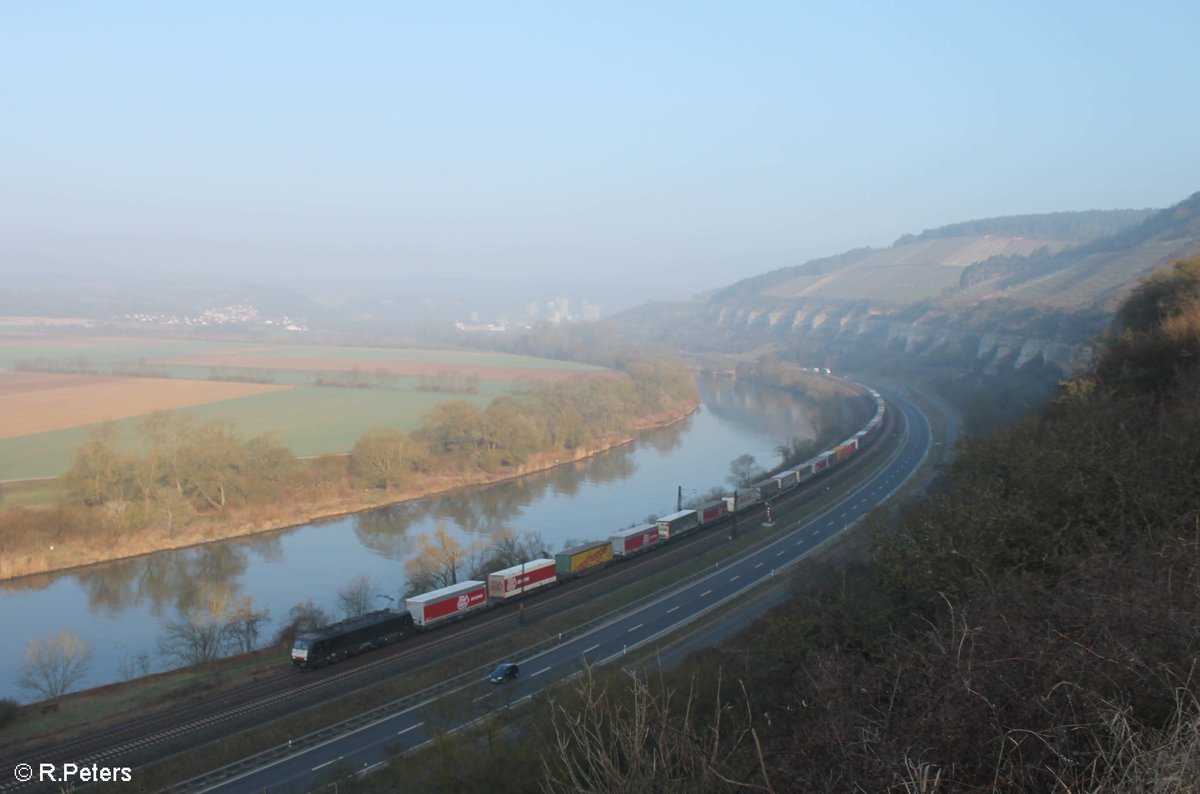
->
left=0, top=384, right=498, bottom=480
left=156, top=353, right=604, bottom=380
left=0, top=372, right=290, bottom=439
left=0, top=337, right=606, bottom=374
left=169, top=344, right=606, bottom=369
left=0, top=336, right=613, bottom=482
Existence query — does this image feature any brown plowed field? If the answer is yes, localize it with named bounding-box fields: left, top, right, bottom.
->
left=0, top=373, right=289, bottom=439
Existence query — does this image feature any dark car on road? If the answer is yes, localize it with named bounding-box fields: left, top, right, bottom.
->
left=489, top=662, right=520, bottom=683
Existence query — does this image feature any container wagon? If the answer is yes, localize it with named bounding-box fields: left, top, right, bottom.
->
left=292, top=609, right=415, bottom=668
left=773, top=470, right=799, bottom=492
left=610, top=524, right=661, bottom=556
left=656, top=509, right=700, bottom=540
left=406, top=581, right=488, bottom=628
left=812, top=453, right=831, bottom=474
left=698, top=501, right=729, bottom=524
left=795, top=461, right=815, bottom=484
left=753, top=478, right=781, bottom=500
left=487, top=559, right=557, bottom=600
left=724, top=489, right=761, bottom=512
left=834, top=442, right=856, bottom=463
left=555, top=541, right=613, bottom=577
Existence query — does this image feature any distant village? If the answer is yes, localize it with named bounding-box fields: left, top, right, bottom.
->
left=123, top=304, right=308, bottom=331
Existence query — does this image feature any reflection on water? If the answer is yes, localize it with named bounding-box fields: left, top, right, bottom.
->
left=356, top=505, right=421, bottom=558
left=700, top=378, right=820, bottom=438
left=351, top=419, right=666, bottom=554
left=0, top=377, right=813, bottom=700
left=77, top=544, right=251, bottom=619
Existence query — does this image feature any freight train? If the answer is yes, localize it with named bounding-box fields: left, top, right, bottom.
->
left=291, top=388, right=887, bottom=668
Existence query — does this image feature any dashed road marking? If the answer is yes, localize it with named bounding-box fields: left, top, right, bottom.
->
left=313, top=756, right=343, bottom=771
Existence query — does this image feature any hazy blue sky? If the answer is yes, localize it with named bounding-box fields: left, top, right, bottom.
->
left=2, top=1, right=1198, bottom=298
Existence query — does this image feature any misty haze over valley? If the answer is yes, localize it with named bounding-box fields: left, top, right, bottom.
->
left=2, top=3, right=1199, bottom=793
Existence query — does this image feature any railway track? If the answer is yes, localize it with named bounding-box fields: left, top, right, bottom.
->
left=0, top=406, right=898, bottom=792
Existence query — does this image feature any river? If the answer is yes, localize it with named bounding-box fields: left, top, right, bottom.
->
left=0, top=378, right=816, bottom=701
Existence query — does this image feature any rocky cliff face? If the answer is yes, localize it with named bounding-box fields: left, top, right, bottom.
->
left=619, top=196, right=1200, bottom=376
left=702, top=300, right=1095, bottom=373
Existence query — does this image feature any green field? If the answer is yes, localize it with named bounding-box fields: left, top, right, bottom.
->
left=0, top=336, right=605, bottom=481
left=0, top=386, right=501, bottom=480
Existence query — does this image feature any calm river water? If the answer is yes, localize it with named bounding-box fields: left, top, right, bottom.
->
left=0, top=378, right=816, bottom=701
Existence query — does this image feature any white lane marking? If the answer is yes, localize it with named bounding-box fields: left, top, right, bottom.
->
left=357, top=761, right=384, bottom=777
left=474, top=695, right=490, bottom=702
left=583, top=644, right=600, bottom=655
left=398, top=723, right=422, bottom=736
left=533, top=666, right=551, bottom=677
left=667, top=605, right=680, bottom=614
left=700, top=589, right=712, bottom=597
left=628, top=624, right=643, bottom=633
left=729, top=575, right=740, bottom=583
left=313, top=756, right=343, bottom=771
left=775, top=550, right=785, bottom=557
left=754, top=562, right=764, bottom=569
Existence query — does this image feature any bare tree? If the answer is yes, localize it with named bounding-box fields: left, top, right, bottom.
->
left=18, top=630, right=93, bottom=700
left=337, top=574, right=378, bottom=619
left=351, top=427, right=422, bottom=489
left=225, top=596, right=271, bottom=653
left=475, top=526, right=550, bottom=575
left=62, top=421, right=126, bottom=506
left=726, top=453, right=764, bottom=489
left=404, top=523, right=470, bottom=594
left=158, top=609, right=229, bottom=666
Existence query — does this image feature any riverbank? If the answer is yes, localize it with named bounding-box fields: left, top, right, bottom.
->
left=0, top=400, right=699, bottom=583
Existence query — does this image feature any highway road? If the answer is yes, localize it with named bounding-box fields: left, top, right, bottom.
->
left=193, top=390, right=931, bottom=794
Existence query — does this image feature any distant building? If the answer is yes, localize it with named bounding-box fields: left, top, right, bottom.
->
left=455, top=320, right=509, bottom=333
